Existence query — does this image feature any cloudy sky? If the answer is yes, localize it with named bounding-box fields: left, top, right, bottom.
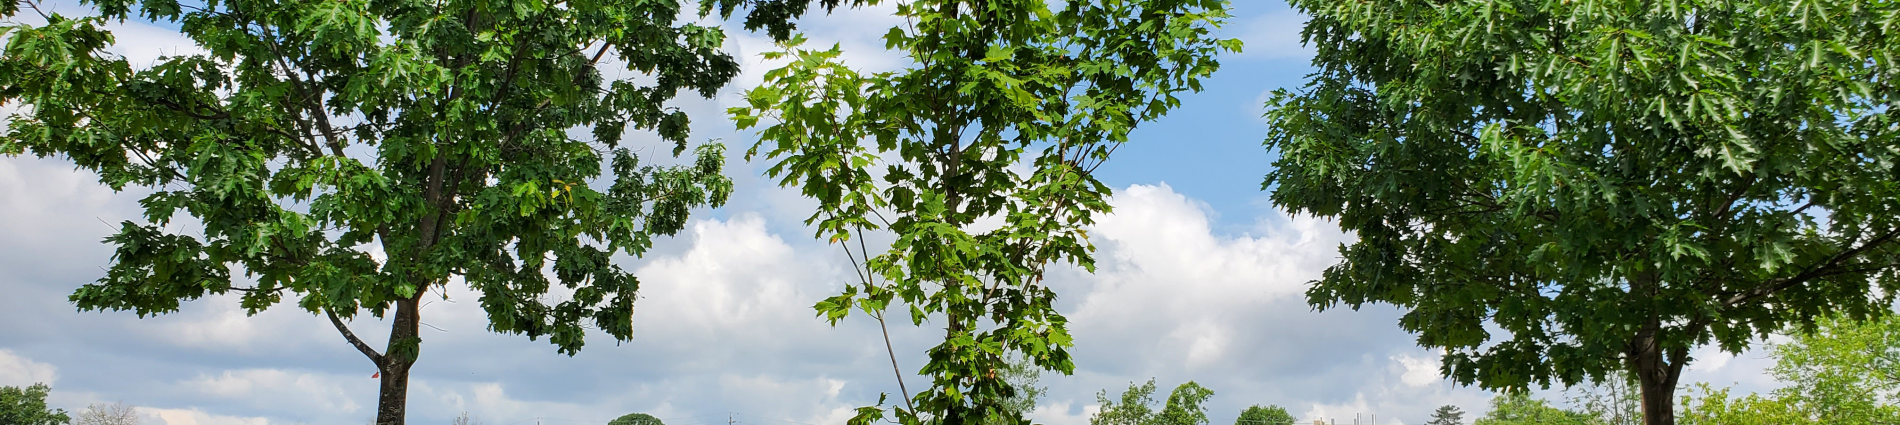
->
left=0, top=2, right=1786, bottom=425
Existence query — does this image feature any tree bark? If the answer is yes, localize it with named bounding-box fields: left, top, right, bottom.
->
left=1629, top=326, right=1685, bottom=425
left=375, top=295, right=423, bottom=425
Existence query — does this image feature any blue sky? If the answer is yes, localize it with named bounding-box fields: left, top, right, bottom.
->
left=0, top=2, right=1784, bottom=425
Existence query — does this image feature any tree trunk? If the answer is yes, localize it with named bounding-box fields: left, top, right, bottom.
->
left=376, top=296, right=423, bottom=425
left=1629, top=328, right=1683, bottom=425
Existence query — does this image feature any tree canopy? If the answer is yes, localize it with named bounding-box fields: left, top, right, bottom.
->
left=0, top=0, right=742, bottom=422
left=720, top=0, right=1235, bottom=423
left=1089, top=379, right=1216, bottom=425
left=1262, top=0, right=1900, bottom=423
left=1235, top=404, right=1295, bottom=425
left=609, top=413, right=666, bottom=425
left=1425, top=405, right=1466, bottom=425
left=0, top=384, right=69, bottom=425
left=1680, top=313, right=1900, bottom=424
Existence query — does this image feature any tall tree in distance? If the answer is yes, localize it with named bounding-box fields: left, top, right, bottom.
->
left=1235, top=404, right=1295, bottom=425
left=1262, top=0, right=1900, bottom=424
left=0, top=0, right=742, bottom=422
left=1424, top=405, right=1465, bottom=425
left=714, top=0, right=1236, bottom=424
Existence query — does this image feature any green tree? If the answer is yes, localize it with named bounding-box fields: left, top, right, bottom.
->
left=608, top=413, right=664, bottom=425
left=1676, top=385, right=1806, bottom=425
left=1261, top=1, right=1900, bottom=424
left=1767, top=314, right=1900, bottom=423
left=1425, top=405, right=1465, bottom=425
left=1089, top=380, right=1216, bottom=425
left=1474, top=394, right=1588, bottom=425
left=1235, top=405, right=1295, bottom=425
left=0, top=0, right=744, bottom=422
left=715, top=0, right=1235, bottom=424
left=0, top=384, right=70, bottom=425
left=982, top=355, right=1048, bottom=425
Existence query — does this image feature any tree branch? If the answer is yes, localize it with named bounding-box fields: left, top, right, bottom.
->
left=327, top=307, right=386, bottom=367
left=1725, top=228, right=1900, bottom=307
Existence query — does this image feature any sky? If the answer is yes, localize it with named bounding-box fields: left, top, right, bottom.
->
left=0, top=1, right=1787, bottom=425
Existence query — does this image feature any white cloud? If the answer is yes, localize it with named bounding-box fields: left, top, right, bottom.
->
left=0, top=349, right=58, bottom=386
left=1236, top=10, right=1315, bottom=61
left=1393, top=354, right=1441, bottom=388
left=182, top=369, right=364, bottom=416
left=143, top=407, right=273, bottom=425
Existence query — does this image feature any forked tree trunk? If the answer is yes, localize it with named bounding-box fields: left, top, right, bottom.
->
left=376, top=296, right=423, bottom=425
left=1629, top=325, right=1686, bottom=425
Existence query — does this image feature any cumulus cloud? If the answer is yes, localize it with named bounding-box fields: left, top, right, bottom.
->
left=0, top=350, right=58, bottom=387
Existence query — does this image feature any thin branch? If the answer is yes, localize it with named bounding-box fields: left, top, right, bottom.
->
left=1725, top=228, right=1900, bottom=307
left=327, top=307, right=386, bottom=367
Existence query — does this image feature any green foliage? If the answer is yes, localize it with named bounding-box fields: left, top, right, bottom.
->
left=1263, top=0, right=1900, bottom=422
left=0, top=384, right=70, bottom=425
left=608, top=413, right=665, bottom=425
left=1, top=0, right=738, bottom=422
left=721, top=0, right=1235, bottom=424
left=1090, top=380, right=1215, bottom=425
left=982, top=356, right=1047, bottom=425
left=1473, top=394, right=1590, bottom=425
left=1768, top=313, right=1900, bottom=422
left=1235, top=404, right=1295, bottom=425
left=1425, top=405, right=1466, bottom=425
left=1676, top=385, right=1806, bottom=425
left=1674, top=314, right=1900, bottom=424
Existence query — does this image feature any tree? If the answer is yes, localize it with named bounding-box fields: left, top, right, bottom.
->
left=1235, top=405, right=1295, bottom=425
left=449, top=411, right=481, bottom=425
left=983, top=356, right=1048, bottom=425
left=1090, top=379, right=1216, bottom=425
left=1565, top=378, right=1639, bottom=425
left=1768, top=313, right=1900, bottom=422
left=0, top=0, right=743, bottom=422
left=1473, top=394, right=1588, bottom=425
left=1425, top=405, right=1465, bottom=425
left=1261, top=1, right=1900, bottom=424
left=1675, top=385, right=1806, bottom=425
left=714, top=0, right=1235, bottom=423
left=608, top=413, right=664, bottom=425
left=74, top=402, right=139, bottom=425
left=0, top=384, right=69, bottom=425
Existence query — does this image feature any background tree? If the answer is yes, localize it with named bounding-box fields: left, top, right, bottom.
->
left=1565, top=375, right=1638, bottom=425
left=0, top=0, right=741, bottom=422
left=1235, top=404, right=1295, bottom=425
left=1089, top=379, right=1216, bottom=425
left=74, top=402, right=139, bottom=425
left=1473, top=394, right=1588, bottom=425
left=0, top=384, right=69, bottom=425
left=1425, top=405, right=1465, bottom=425
left=1675, top=385, right=1805, bottom=425
left=1262, top=0, right=1900, bottom=424
left=982, top=356, right=1048, bottom=425
left=716, top=0, right=1235, bottom=424
left=449, top=411, right=481, bottom=425
left=608, top=413, right=665, bottom=425
left=1769, top=313, right=1900, bottom=422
